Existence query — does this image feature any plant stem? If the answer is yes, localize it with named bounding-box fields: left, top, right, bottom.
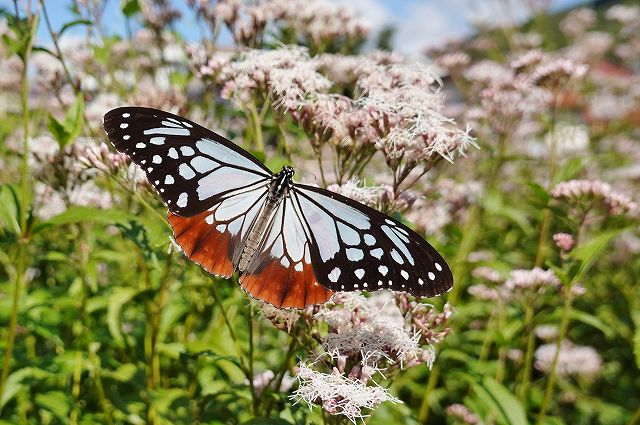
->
left=247, top=303, right=258, bottom=416
left=0, top=11, right=38, bottom=403
left=536, top=292, right=573, bottom=425
left=446, top=204, right=482, bottom=305
left=518, top=299, right=536, bottom=405
left=418, top=364, right=440, bottom=423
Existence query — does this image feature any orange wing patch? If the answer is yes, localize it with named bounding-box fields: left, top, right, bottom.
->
left=240, top=259, right=333, bottom=309
left=168, top=211, right=235, bottom=278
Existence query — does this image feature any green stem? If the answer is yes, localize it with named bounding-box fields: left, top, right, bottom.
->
left=0, top=11, right=38, bottom=403
left=418, top=364, right=440, bottom=423
left=446, top=204, right=482, bottom=305
left=247, top=102, right=264, bottom=152
left=518, top=299, right=536, bottom=405
left=210, top=285, right=249, bottom=374
left=536, top=292, right=573, bottom=425
left=247, top=303, right=258, bottom=416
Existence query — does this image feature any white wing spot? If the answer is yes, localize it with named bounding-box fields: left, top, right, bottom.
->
left=181, top=121, right=193, bottom=128
left=364, top=234, right=376, bottom=246
left=181, top=146, right=195, bottom=156
left=401, top=270, right=409, bottom=280
left=390, top=249, right=404, bottom=264
left=154, top=180, right=159, bottom=184
left=147, top=167, right=153, bottom=172
left=136, top=143, right=146, bottom=148
left=385, top=219, right=395, bottom=226
left=428, top=272, right=435, bottom=280
left=191, top=156, right=218, bottom=173
left=363, top=282, right=368, bottom=288
left=123, top=135, right=130, bottom=140
left=205, top=214, right=214, bottom=224
left=328, top=267, right=341, bottom=283
left=216, top=224, right=226, bottom=233
left=281, top=257, right=290, bottom=268
left=177, top=192, right=188, bottom=208
left=354, top=283, right=359, bottom=288
left=337, top=222, right=361, bottom=246
left=144, top=127, right=190, bottom=136
left=435, top=262, right=442, bottom=271
left=346, top=248, right=364, bottom=261
left=152, top=155, right=162, bottom=164
left=341, top=285, right=345, bottom=290
left=294, top=262, right=303, bottom=272
left=418, top=278, right=424, bottom=285
left=164, top=175, right=174, bottom=184
left=355, top=269, right=365, bottom=280
left=122, top=113, right=130, bottom=118
left=179, top=164, right=196, bottom=180
left=120, top=123, right=128, bottom=129
left=370, top=248, right=383, bottom=259
left=378, top=280, right=383, bottom=286
left=378, top=265, right=388, bottom=276
left=168, top=148, right=179, bottom=159
left=150, top=137, right=165, bottom=145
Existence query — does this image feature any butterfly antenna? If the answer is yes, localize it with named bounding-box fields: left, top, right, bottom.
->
left=292, top=166, right=317, bottom=181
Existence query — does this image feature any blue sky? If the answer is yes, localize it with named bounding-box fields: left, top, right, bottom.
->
left=31, top=0, right=588, bottom=54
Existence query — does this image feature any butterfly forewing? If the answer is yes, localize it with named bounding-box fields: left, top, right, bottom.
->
left=103, top=107, right=272, bottom=216
left=293, top=184, right=453, bottom=297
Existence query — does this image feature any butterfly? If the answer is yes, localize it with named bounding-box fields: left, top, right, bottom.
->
left=103, top=107, right=453, bottom=308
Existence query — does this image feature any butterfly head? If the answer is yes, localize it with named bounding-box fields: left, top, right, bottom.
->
left=270, top=166, right=295, bottom=199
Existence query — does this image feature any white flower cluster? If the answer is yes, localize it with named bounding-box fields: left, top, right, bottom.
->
left=534, top=340, right=603, bottom=378
left=551, top=179, right=637, bottom=216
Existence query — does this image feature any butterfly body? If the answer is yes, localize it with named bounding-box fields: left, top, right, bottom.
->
left=103, top=107, right=453, bottom=309
left=238, top=166, right=294, bottom=272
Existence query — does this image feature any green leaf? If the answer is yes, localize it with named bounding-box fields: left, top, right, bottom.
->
left=633, top=326, right=640, bottom=369
left=555, top=157, right=584, bottom=184
left=473, top=377, right=528, bottom=425
left=59, top=18, right=92, bottom=36
left=0, top=184, right=20, bottom=234
left=570, top=310, right=614, bottom=338
left=242, top=419, right=293, bottom=425
left=107, top=287, right=139, bottom=346
left=47, top=93, right=84, bottom=149
left=35, top=391, right=71, bottom=422
left=122, top=0, right=141, bottom=17
left=103, top=363, right=138, bottom=382
left=34, top=207, right=135, bottom=233
left=571, top=229, right=625, bottom=281
left=0, top=367, right=51, bottom=408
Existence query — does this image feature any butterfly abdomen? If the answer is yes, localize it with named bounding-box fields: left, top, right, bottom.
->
left=238, top=196, right=281, bottom=272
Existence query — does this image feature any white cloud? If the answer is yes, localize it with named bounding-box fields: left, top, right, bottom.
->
left=392, top=2, right=472, bottom=54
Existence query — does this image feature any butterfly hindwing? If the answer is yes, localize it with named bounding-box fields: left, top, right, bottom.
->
left=239, top=197, right=333, bottom=309
left=292, top=184, right=453, bottom=298
left=103, top=107, right=272, bottom=216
